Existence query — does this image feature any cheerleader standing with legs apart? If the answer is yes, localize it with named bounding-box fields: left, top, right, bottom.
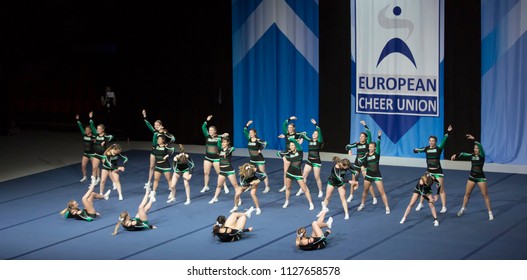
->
left=345, top=120, right=377, bottom=204
left=200, top=115, right=228, bottom=194
left=76, top=111, right=96, bottom=183
left=168, top=144, right=195, bottom=205
left=234, top=163, right=266, bottom=215
left=413, top=125, right=452, bottom=213
left=243, top=120, right=270, bottom=193
left=149, top=135, right=175, bottom=202
left=142, top=109, right=175, bottom=189
left=89, top=114, right=113, bottom=187
left=300, top=118, right=324, bottom=198
left=356, top=130, right=390, bottom=214
left=279, top=137, right=314, bottom=210
left=209, top=137, right=241, bottom=204
left=451, top=134, right=494, bottom=220
left=99, top=144, right=128, bottom=200
left=278, top=116, right=306, bottom=193
left=400, top=173, right=440, bottom=227
left=320, top=157, right=354, bottom=220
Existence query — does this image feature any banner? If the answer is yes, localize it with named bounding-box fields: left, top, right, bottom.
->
left=351, top=0, right=444, bottom=157
left=232, top=0, right=319, bottom=150
left=481, top=0, right=527, bottom=164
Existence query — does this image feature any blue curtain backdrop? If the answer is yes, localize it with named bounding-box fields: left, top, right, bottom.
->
left=350, top=0, right=445, bottom=158
left=481, top=0, right=527, bottom=164
left=232, top=0, right=319, bottom=151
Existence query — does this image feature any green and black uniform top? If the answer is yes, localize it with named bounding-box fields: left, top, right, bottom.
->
left=454, top=141, right=485, bottom=179
left=102, top=153, right=128, bottom=171
left=277, top=138, right=303, bottom=179
left=298, top=231, right=330, bottom=251
left=414, top=176, right=441, bottom=199
left=358, top=135, right=382, bottom=179
left=77, top=119, right=95, bottom=156
left=243, top=126, right=267, bottom=164
left=345, top=124, right=372, bottom=171
left=414, top=133, right=449, bottom=173
left=327, top=164, right=354, bottom=187
left=144, top=118, right=175, bottom=149
left=152, top=145, right=175, bottom=172
left=239, top=168, right=267, bottom=187
left=64, top=209, right=96, bottom=222
left=281, top=118, right=306, bottom=153
left=302, top=123, right=323, bottom=165
left=202, top=121, right=224, bottom=161
left=122, top=218, right=154, bottom=231
left=219, top=143, right=236, bottom=173
left=89, top=119, right=114, bottom=156
left=173, top=154, right=195, bottom=174
left=216, top=227, right=249, bottom=242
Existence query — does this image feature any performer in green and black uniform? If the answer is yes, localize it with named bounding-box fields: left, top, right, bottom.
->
left=233, top=163, right=267, bottom=215
left=243, top=120, right=270, bottom=193
left=89, top=118, right=113, bottom=186
left=113, top=188, right=157, bottom=236
left=277, top=116, right=306, bottom=193
left=357, top=130, right=390, bottom=214
left=60, top=183, right=110, bottom=222
left=209, top=137, right=240, bottom=205
left=413, top=124, right=452, bottom=214
left=345, top=120, right=377, bottom=204
left=278, top=137, right=314, bottom=210
left=399, top=173, right=440, bottom=227
left=300, top=118, right=324, bottom=198
left=320, top=156, right=354, bottom=220
left=200, top=115, right=229, bottom=194
left=168, top=144, right=195, bottom=205
left=149, top=135, right=175, bottom=202
left=76, top=111, right=96, bottom=183
left=100, top=144, right=128, bottom=200
left=142, top=109, right=175, bottom=189
left=296, top=211, right=332, bottom=251
left=212, top=207, right=255, bottom=242
left=451, top=134, right=494, bottom=220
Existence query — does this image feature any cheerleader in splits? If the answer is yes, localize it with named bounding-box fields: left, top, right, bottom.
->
left=60, top=183, right=110, bottom=222
left=212, top=207, right=255, bottom=242
left=296, top=211, right=333, bottom=251
left=399, top=173, right=440, bottom=227
left=243, top=120, right=270, bottom=193
left=233, top=163, right=266, bottom=214
left=113, top=188, right=157, bottom=236
left=168, top=144, right=195, bottom=205
left=451, top=134, right=494, bottom=220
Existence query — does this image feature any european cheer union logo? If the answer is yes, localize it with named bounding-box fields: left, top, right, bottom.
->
left=376, top=4, right=416, bottom=68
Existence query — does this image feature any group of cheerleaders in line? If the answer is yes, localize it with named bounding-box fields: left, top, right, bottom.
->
left=62, top=112, right=494, bottom=249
